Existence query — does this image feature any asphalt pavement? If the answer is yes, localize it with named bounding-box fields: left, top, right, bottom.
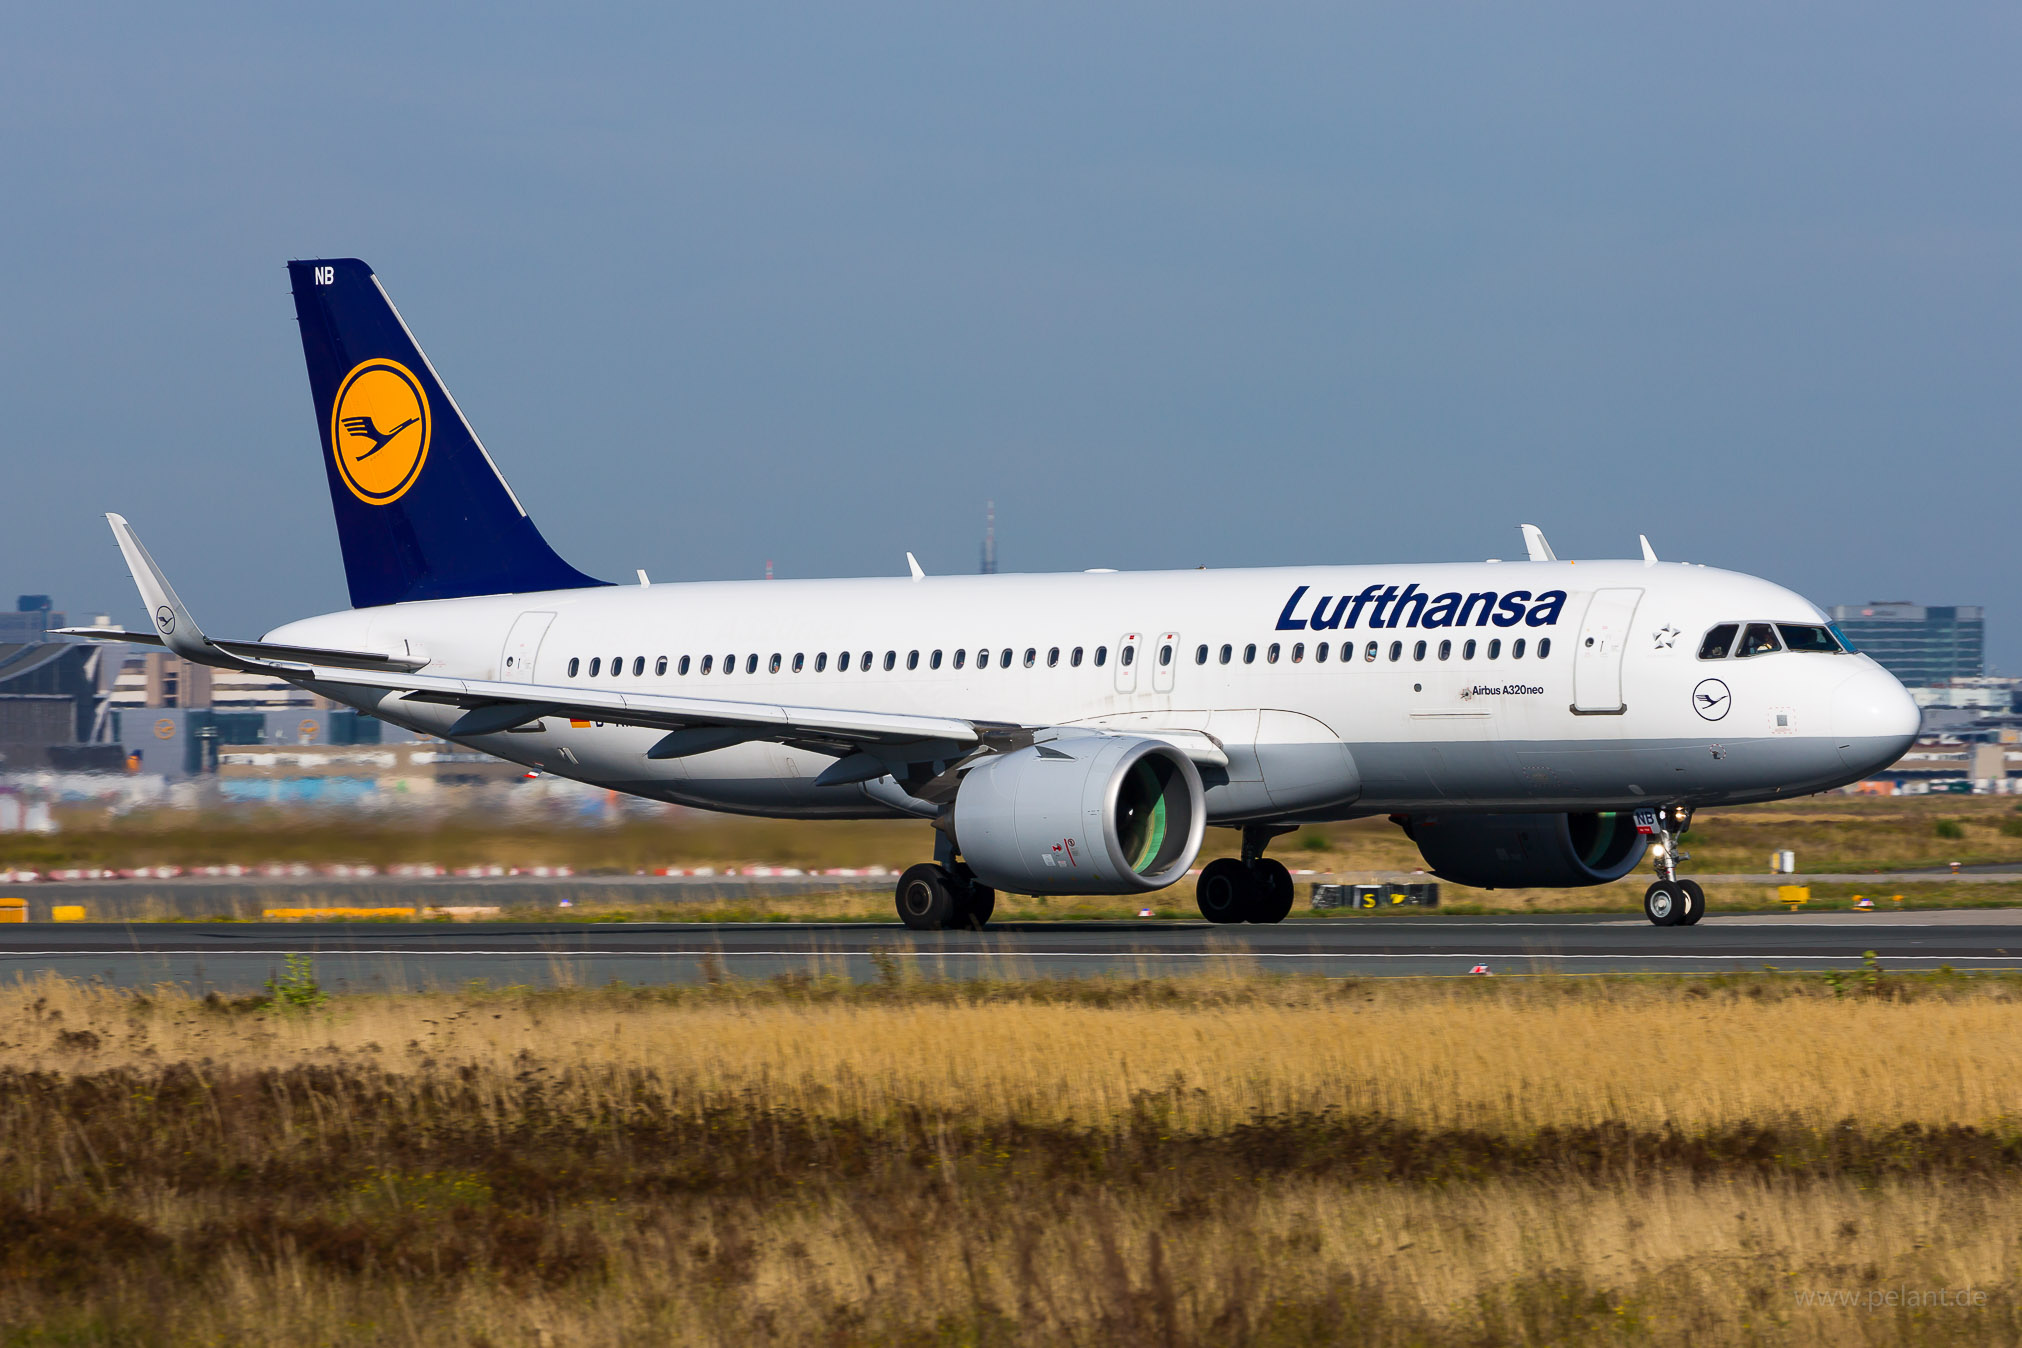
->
left=7, top=909, right=2022, bottom=992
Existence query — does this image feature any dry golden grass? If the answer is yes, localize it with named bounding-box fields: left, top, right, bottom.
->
left=10, top=972, right=2022, bottom=1344
left=13, top=970, right=2022, bottom=1134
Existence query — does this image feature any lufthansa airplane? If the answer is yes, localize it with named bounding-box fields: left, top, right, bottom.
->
left=67, top=259, right=1921, bottom=928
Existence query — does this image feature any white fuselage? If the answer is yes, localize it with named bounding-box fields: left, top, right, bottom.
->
left=267, top=558, right=1920, bottom=823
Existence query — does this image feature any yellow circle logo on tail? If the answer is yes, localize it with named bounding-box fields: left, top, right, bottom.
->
left=331, top=358, right=431, bottom=504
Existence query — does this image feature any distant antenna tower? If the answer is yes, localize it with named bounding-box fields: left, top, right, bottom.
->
left=980, top=501, right=997, bottom=575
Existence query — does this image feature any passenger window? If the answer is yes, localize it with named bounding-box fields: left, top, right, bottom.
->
left=1777, top=624, right=1840, bottom=653
left=1049, top=647, right=1061, bottom=668
left=1000, top=649, right=1013, bottom=669
left=1437, top=640, right=1451, bottom=661
left=1195, top=644, right=1208, bottom=665
left=1512, top=638, right=1526, bottom=659
left=1537, top=638, right=1551, bottom=659
left=881, top=651, right=893, bottom=672
left=1290, top=643, right=1303, bottom=663
left=1364, top=641, right=1377, bottom=662
left=1266, top=644, right=1280, bottom=664
left=1413, top=640, right=1426, bottom=661
left=1095, top=646, right=1108, bottom=667
left=1121, top=645, right=1135, bottom=667
left=722, top=654, right=734, bottom=674
left=1463, top=639, right=1476, bottom=660
left=679, top=655, right=691, bottom=675
left=1219, top=644, right=1232, bottom=665
left=1160, top=643, right=1174, bottom=666
left=953, top=649, right=966, bottom=669
left=631, top=657, right=644, bottom=676
left=1316, top=642, right=1330, bottom=663
left=931, top=650, right=943, bottom=669
left=698, top=656, right=710, bottom=675
left=610, top=656, right=622, bottom=675
left=1737, top=623, right=1781, bottom=657
left=1243, top=643, right=1257, bottom=664
left=1071, top=647, right=1084, bottom=667
left=589, top=657, right=602, bottom=676
left=907, top=650, right=919, bottom=671
left=769, top=653, right=781, bottom=674
left=746, top=654, right=759, bottom=674
left=1487, top=639, right=1501, bottom=660
left=792, top=653, right=804, bottom=673
left=1024, top=648, right=1036, bottom=668
left=861, top=652, right=875, bottom=672
left=655, top=656, right=668, bottom=676
left=815, top=652, right=827, bottom=672
left=1388, top=641, right=1402, bottom=661
left=568, top=658, right=580, bottom=677
left=1697, top=624, right=1738, bottom=659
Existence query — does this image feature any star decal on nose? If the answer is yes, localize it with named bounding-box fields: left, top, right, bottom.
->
left=1653, top=624, right=1680, bottom=649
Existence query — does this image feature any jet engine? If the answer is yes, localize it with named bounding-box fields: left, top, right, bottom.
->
left=1397, top=811, right=1647, bottom=889
left=953, top=735, right=1205, bottom=895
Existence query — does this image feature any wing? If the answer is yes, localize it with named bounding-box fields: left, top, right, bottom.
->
left=77, top=514, right=1225, bottom=801
left=340, top=415, right=380, bottom=438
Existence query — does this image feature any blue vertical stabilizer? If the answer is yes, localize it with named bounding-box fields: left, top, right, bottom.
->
left=288, top=258, right=607, bottom=608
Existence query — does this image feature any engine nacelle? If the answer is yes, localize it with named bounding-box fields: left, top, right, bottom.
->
left=1399, top=811, right=1647, bottom=889
left=953, top=736, right=1205, bottom=895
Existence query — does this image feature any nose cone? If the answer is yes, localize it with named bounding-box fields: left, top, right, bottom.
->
left=1832, top=663, right=1921, bottom=775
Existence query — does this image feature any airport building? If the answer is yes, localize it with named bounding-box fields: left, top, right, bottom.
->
left=0, top=596, right=65, bottom=645
left=1828, top=602, right=1984, bottom=688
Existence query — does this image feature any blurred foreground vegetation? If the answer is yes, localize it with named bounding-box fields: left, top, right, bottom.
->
left=4, top=967, right=2022, bottom=1344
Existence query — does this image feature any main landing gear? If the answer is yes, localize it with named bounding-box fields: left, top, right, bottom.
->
left=894, top=832, right=996, bottom=932
left=1642, top=805, right=1705, bottom=927
left=1195, top=825, right=1297, bottom=925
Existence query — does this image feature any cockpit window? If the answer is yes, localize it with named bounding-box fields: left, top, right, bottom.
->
left=1828, top=622, right=1858, bottom=654
left=1736, top=623, right=1781, bottom=657
left=1698, top=624, right=1738, bottom=659
left=1778, top=624, right=1843, bottom=653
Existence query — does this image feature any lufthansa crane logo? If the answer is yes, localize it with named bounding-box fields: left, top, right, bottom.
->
left=330, top=358, right=431, bottom=505
left=1691, top=678, right=1732, bottom=721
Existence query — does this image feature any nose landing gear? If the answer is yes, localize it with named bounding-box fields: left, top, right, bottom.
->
left=1641, top=805, right=1704, bottom=927
left=1195, top=825, right=1296, bottom=924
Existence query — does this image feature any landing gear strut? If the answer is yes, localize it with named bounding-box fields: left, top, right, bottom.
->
left=1642, top=805, right=1704, bottom=927
left=1195, top=825, right=1297, bottom=924
left=894, top=831, right=996, bottom=932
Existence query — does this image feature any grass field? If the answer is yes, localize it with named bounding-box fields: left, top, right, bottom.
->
left=6, top=967, right=2022, bottom=1344
left=13, top=793, right=2022, bottom=880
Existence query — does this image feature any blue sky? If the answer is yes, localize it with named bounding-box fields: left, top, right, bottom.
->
left=4, top=4, right=2017, bottom=664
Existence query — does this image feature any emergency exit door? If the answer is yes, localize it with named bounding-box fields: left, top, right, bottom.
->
left=1571, top=589, right=1641, bottom=713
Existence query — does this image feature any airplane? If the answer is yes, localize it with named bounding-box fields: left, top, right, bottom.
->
left=63, top=258, right=1922, bottom=929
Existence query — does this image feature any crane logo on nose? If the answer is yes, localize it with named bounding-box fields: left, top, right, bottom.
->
left=1691, top=678, right=1731, bottom=721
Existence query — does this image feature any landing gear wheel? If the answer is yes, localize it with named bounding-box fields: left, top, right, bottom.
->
left=949, top=880, right=996, bottom=931
left=1196, top=858, right=1254, bottom=923
left=1248, top=858, right=1296, bottom=924
left=1644, top=881, right=1685, bottom=927
left=896, top=863, right=957, bottom=931
left=1676, top=879, right=1705, bottom=926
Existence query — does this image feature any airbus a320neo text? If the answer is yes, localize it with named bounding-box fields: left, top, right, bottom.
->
left=71, top=259, right=1920, bottom=928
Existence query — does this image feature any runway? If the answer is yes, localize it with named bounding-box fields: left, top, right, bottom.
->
left=7, top=909, right=2022, bottom=992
